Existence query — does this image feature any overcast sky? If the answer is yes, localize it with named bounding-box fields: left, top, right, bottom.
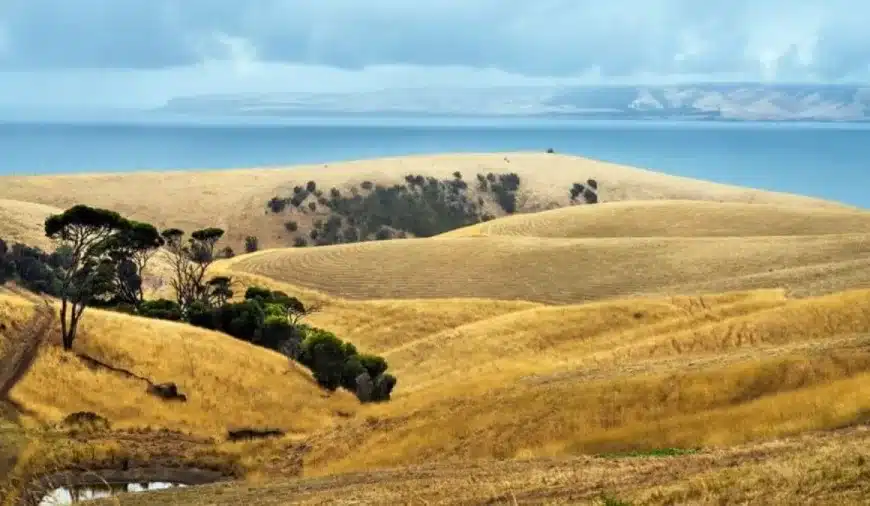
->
left=1, top=0, right=868, bottom=108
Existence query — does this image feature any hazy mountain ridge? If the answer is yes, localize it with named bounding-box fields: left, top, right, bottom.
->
left=161, top=84, right=870, bottom=122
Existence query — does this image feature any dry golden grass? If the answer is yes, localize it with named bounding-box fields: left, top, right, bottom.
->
left=282, top=288, right=870, bottom=480
left=224, top=233, right=870, bottom=303
left=0, top=199, right=62, bottom=251
left=0, top=152, right=850, bottom=250
left=442, top=199, right=870, bottom=239
left=83, top=426, right=870, bottom=505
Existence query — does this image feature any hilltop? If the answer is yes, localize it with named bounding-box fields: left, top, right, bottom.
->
left=0, top=153, right=850, bottom=254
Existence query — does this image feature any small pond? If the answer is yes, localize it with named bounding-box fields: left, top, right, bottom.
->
left=39, top=482, right=187, bottom=505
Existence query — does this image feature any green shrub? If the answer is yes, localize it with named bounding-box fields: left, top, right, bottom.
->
left=244, top=236, right=259, bottom=253
left=306, top=180, right=317, bottom=193
left=358, top=354, right=388, bottom=378
left=138, top=299, right=183, bottom=321
left=284, top=221, right=298, bottom=232
left=372, top=373, right=397, bottom=402
left=299, top=329, right=348, bottom=390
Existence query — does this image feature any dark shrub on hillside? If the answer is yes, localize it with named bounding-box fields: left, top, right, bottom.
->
left=486, top=172, right=496, bottom=183
left=330, top=187, right=341, bottom=199
left=587, top=178, right=598, bottom=190
left=244, top=286, right=272, bottom=302
left=220, top=246, right=235, bottom=259
left=374, top=226, right=395, bottom=241
left=186, top=301, right=216, bottom=329
left=318, top=197, right=329, bottom=206
left=372, top=373, right=397, bottom=402
left=452, top=171, right=462, bottom=179
left=498, top=173, right=521, bottom=192
left=491, top=184, right=518, bottom=214
left=360, top=180, right=374, bottom=191
left=306, top=181, right=317, bottom=193
left=309, top=229, right=319, bottom=240
left=341, top=227, right=360, bottom=243
left=308, top=202, right=317, bottom=212
left=138, top=299, right=183, bottom=321
left=267, top=197, right=288, bottom=213
left=0, top=239, right=63, bottom=295
left=358, top=354, right=388, bottom=379
left=583, top=188, right=599, bottom=204
left=293, top=237, right=307, bottom=247
left=482, top=213, right=495, bottom=222
left=284, top=221, right=298, bottom=232
left=244, top=236, right=259, bottom=253
left=298, top=329, right=348, bottom=390
left=290, top=193, right=307, bottom=208
left=293, top=185, right=304, bottom=194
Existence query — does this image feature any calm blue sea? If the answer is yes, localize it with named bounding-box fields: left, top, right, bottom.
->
left=1, top=117, right=868, bottom=208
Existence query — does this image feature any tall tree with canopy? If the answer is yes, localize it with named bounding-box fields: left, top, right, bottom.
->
left=105, top=221, right=165, bottom=304
left=44, top=205, right=132, bottom=350
left=161, top=227, right=225, bottom=311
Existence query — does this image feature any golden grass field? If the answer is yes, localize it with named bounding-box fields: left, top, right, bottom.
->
left=2, top=153, right=870, bottom=504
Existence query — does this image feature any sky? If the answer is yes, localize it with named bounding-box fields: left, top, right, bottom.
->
left=0, top=0, right=869, bottom=109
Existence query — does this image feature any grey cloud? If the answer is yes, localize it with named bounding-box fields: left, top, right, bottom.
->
left=0, top=0, right=868, bottom=80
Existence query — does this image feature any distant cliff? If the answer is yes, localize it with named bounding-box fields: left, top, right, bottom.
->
left=160, top=83, right=870, bottom=122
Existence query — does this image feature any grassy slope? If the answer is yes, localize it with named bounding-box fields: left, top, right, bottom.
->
left=89, top=425, right=870, bottom=505
left=224, top=233, right=870, bottom=302
left=442, top=199, right=870, bottom=238
left=0, top=152, right=850, bottom=251
left=1, top=293, right=358, bottom=436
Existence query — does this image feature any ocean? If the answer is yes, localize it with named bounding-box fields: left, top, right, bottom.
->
left=1, top=117, right=868, bottom=208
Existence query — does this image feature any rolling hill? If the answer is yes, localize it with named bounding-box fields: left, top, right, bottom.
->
left=0, top=153, right=852, bottom=252
left=4, top=154, right=870, bottom=504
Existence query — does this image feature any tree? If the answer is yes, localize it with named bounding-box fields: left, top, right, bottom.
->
left=44, top=205, right=132, bottom=350
left=207, top=276, right=234, bottom=306
left=105, top=221, right=164, bottom=304
left=162, top=227, right=224, bottom=311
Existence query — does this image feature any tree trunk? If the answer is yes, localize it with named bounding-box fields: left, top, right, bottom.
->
left=60, top=298, right=71, bottom=351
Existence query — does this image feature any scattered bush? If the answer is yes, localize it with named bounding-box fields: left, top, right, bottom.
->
left=360, top=180, right=374, bottom=191
left=284, top=221, right=298, bottom=232
left=308, top=202, right=317, bottom=212
left=220, top=246, right=235, bottom=258
left=293, top=185, right=304, bottom=194
left=138, top=299, right=183, bottom=321
left=244, top=236, right=259, bottom=253
left=293, top=237, right=308, bottom=247
left=306, top=180, right=317, bottom=193
left=330, top=187, right=341, bottom=199
left=452, top=171, right=462, bottom=179
left=267, top=197, right=288, bottom=213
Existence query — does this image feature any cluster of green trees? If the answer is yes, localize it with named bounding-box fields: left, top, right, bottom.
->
left=0, top=238, right=66, bottom=295
left=266, top=171, right=526, bottom=246
left=570, top=179, right=600, bottom=204
left=2, top=204, right=395, bottom=402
